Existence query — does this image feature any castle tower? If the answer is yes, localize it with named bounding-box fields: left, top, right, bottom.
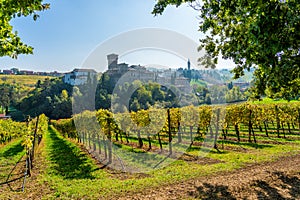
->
left=107, top=54, right=118, bottom=69
left=187, top=59, right=191, bottom=70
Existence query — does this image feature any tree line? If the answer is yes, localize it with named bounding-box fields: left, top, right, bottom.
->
left=2, top=73, right=247, bottom=120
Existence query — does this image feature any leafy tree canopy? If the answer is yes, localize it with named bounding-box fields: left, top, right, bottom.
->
left=0, top=0, right=50, bottom=58
left=153, top=0, right=300, bottom=99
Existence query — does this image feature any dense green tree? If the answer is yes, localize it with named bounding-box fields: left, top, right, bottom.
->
left=228, top=82, right=233, bottom=90
left=0, top=84, right=11, bottom=114
left=225, top=86, right=245, bottom=103
left=96, top=89, right=111, bottom=110
left=130, top=98, right=141, bottom=112
left=19, top=78, right=73, bottom=119
left=136, top=87, right=153, bottom=107
left=41, top=78, right=51, bottom=89
left=205, top=94, right=212, bottom=105
left=0, top=83, right=23, bottom=114
left=0, top=0, right=50, bottom=58
left=95, top=74, right=114, bottom=109
left=36, top=80, right=42, bottom=89
left=148, top=82, right=165, bottom=101
left=153, top=0, right=300, bottom=99
left=51, top=91, right=72, bottom=119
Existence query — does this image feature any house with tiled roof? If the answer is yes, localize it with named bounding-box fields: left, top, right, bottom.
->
left=63, top=68, right=97, bottom=86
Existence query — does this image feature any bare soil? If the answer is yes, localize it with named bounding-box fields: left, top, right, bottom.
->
left=116, top=153, right=300, bottom=200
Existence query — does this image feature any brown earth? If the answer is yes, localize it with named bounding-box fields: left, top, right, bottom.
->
left=116, top=153, right=300, bottom=200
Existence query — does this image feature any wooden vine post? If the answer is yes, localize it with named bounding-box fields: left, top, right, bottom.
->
left=213, top=108, right=220, bottom=150
left=167, top=108, right=172, bottom=155
left=275, top=105, right=281, bottom=138
left=107, top=116, right=113, bottom=164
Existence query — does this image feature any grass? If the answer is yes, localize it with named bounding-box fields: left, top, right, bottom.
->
left=46, top=128, right=99, bottom=179
left=251, top=97, right=300, bottom=104
left=37, top=126, right=300, bottom=199
left=0, top=75, right=52, bottom=88
left=0, top=139, right=25, bottom=181
left=190, top=79, right=208, bottom=87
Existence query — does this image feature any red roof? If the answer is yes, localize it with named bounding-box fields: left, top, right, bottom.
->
left=0, top=114, right=11, bottom=119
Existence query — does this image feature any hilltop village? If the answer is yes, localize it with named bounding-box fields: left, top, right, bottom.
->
left=63, top=54, right=192, bottom=93
left=62, top=54, right=251, bottom=92
left=0, top=53, right=252, bottom=120
left=1, top=53, right=252, bottom=91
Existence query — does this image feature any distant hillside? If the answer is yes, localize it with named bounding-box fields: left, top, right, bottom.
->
left=188, top=69, right=253, bottom=87
left=218, top=69, right=253, bottom=83
left=0, top=75, right=53, bottom=88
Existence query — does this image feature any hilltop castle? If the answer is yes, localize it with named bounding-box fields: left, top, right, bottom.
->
left=62, top=53, right=192, bottom=93
left=105, top=53, right=191, bottom=93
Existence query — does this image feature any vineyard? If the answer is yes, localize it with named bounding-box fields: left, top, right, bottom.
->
left=52, top=102, right=300, bottom=172
left=1, top=0, right=300, bottom=198
left=0, top=114, right=48, bottom=191
left=0, top=102, right=299, bottom=199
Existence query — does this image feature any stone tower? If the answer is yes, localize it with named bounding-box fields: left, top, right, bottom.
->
left=107, top=54, right=118, bottom=69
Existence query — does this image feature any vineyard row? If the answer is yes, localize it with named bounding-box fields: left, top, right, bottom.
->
left=52, top=102, right=300, bottom=163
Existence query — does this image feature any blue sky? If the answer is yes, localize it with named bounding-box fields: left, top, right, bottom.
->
left=0, top=0, right=234, bottom=72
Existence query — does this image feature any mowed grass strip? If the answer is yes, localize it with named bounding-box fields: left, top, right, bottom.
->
left=40, top=126, right=300, bottom=199
left=0, top=139, right=25, bottom=181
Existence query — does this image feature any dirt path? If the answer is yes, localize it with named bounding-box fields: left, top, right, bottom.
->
left=117, top=153, right=300, bottom=200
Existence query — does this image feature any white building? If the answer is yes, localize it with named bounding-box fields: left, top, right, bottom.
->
left=63, top=69, right=97, bottom=86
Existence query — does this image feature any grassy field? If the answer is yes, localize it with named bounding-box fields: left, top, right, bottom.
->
left=0, top=75, right=53, bottom=88
left=250, top=97, right=300, bottom=104
left=0, top=139, right=25, bottom=182
left=190, top=79, right=208, bottom=87
left=14, top=126, right=297, bottom=199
